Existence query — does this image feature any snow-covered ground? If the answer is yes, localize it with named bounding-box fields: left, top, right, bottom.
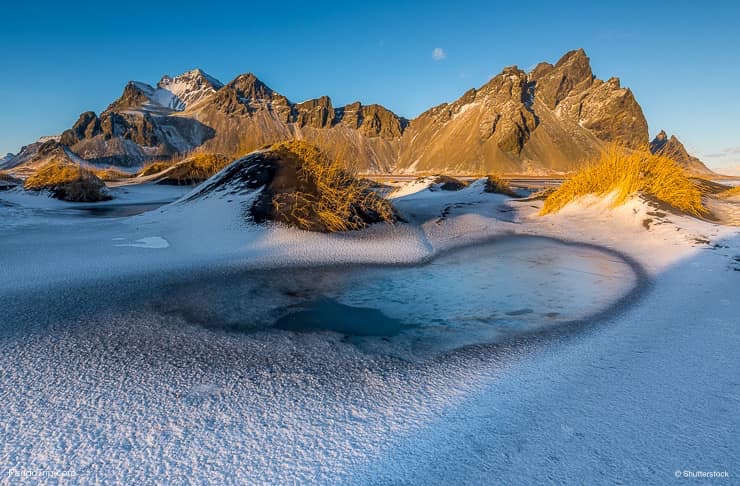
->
left=0, top=180, right=738, bottom=483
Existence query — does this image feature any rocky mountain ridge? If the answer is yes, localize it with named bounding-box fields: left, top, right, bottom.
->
left=4, top=49, right=711, bottom=175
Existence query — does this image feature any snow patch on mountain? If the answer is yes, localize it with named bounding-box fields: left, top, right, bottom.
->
left=37, top=134, right=61, bottom=144
left=154, top=69, right=223, bottom=111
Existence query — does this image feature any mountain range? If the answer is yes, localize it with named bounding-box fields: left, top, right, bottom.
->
left=2, top=49, right=713, bottom=175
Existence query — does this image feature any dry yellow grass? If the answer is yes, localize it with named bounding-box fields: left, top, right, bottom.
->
left=90, top=166, right=131, bottom=181
left=24, top=161, right=110, bottom=202
left=138, top=160, right=175, bottom=177
left=541, top=145, right=706, bottom=217
left=138, top=153, right=232, bottom=183
left=24, top=163, right=87, bottom=190
left=268, top=141, right=395, bottom=232
left=177, top=153, right=232, bottom=180
left=484, top=174, right=517, bottom=196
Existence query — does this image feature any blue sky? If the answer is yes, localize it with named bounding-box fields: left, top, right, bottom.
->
left=1, top=0, right=738, bottom=170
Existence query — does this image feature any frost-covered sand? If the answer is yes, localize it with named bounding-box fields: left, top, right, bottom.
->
left=0, top=180, right=738, bottom=484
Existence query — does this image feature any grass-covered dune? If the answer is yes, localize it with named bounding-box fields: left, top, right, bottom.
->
left=541, top=145, right=706, bottom=216
left=430, top=175, right=468, bottom=191
left=24, top=162, right=111, bottom=202
left=252, top=141, right=396, bottom=232
left=484, top=174, right=517, bottom=196
left=184, top=141, right=397, bottom=232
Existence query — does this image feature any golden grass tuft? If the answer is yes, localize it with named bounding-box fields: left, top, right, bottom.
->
left=540, top=145, right=706, bottom=217
left=484, top=174, right=517, bottom=196
left=138, top=153, right=232, bottom=183
left=177, top=153, right=233, bottom=180
left=24, top=163, right=87, bottom=190
left=90, top=166, right=132, bottom=181
left=24, top=161, right=110, bottom=202
left=267, top=141, right=396, bottom=232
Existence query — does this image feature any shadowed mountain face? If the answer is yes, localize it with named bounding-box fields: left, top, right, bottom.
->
left=650, top=130, right=713, bottom=174
left=7, top=49, right=694, bottom=175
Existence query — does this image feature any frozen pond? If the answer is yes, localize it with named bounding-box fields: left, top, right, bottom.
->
left=152, top=236, right=638, bottom=358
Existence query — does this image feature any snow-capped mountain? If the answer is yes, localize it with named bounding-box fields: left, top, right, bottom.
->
left=106, top=68, right=223, bottom=114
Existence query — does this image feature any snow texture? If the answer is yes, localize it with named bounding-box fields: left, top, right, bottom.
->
left=0, top=179, right=738, bottom=484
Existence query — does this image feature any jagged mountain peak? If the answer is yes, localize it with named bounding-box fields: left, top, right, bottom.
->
left=529, top=49, right=590, bottom=75
left=479, top=65, right=528, bottom=93
left=162, top=67, right=214, bottom=80
left=106, top=82, right=155, bottom=112
left=529, top=48, right=595, bottom=109
left=650, top=131, right=714, bottom=174
left=155, top=68, right=223, bottom=111
left=481, top=66, right=528, bottom=91
left=556, top=48, right=588, bottom=66
left=649, top=130, right=671, bottom=154
left=158, top=68, right=223, bottom=90
left=201, top=72, right=291, bottom=117
left=226, top=73, right=277, bottom=99
left=231, top=72, right=260, bottom=82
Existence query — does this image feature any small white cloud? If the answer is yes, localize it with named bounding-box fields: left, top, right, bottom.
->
left=432, top=47, right=447, bottom=61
